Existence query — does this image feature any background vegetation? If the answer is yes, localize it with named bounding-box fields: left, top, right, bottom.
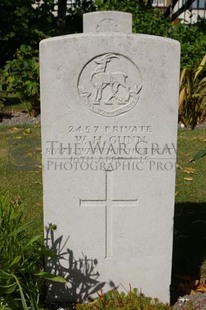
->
left=0, top=0, right=206, bottom=124
left=1, top=0, right=206, bottom=67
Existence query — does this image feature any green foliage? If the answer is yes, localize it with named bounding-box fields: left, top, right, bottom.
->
left=61, top=0, right=96, bottom=35
left=97, top=0, right=171, bottom=36
left=98, top=2, right=206, bottom=127
left=0, top=0, right=206, bottom=70
left=179, top=54, right=206, bottom=128
left=0, top=0, right=95, bottom=65
left=1, top=45, right=40, bottom=116
left=76, top=288, right=170, bottom=310
left=0, top=194, right=66, bottom=309
left=170, top=23, right=206, bottom=68
left=0, top=194, right=43, bottom=309
left=0, top=0, right=55, bottom=67
left=0, top=0, right=206, bottom=115
left=96, top=0, right=206, bottom=68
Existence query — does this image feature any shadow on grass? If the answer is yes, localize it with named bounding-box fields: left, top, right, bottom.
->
left=44, top=226, right=106, bottom=309
left=171, top=202, right=206, bottom=305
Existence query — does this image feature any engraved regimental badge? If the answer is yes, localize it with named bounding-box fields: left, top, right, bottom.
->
left=78, top=53, right=142, bottom=117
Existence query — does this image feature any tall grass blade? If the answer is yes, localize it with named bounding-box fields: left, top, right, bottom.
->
left=12, top=274, right=28, bottom=310
left=194, top=54, right=206, bottom=81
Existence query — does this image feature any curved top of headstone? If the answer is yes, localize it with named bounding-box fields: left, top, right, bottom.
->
left=83, top=11, right=132, bottom=33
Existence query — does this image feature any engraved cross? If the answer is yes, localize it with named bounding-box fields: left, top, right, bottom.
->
left=80, top=171, right=138, bottom=259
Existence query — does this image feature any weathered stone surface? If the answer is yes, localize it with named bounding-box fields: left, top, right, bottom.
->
left=40, top=11, right=180, bottom=304
left=83, top=11, right=132, bottom=33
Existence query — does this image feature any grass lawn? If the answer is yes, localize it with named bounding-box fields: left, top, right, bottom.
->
left=176, top=128, right=206, bottom=203
left=0, top=125, right=43, bottom=235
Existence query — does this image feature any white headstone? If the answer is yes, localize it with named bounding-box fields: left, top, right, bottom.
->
left=40, top=11, right=180, bottom=305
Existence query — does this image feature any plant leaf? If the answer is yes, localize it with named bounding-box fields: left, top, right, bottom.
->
left=34, top=271, right=67, bottom=283
left=25, top=235, right=42, bottom=247
left=10, top=255, right=21, bottom=267
left=194, top=54, right=206, bottom=81
left=191, top=149, right=206, bottom=161
left=0, top=282, right=17, bottom=294
left=12, top=274, right=28, bottom=310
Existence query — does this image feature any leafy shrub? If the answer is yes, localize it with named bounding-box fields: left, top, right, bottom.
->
left=96, top=0, right=206, bottom=69
left=76, top=288, right=170, bottom=310
left=179, top=54, right=206, bottom=128
left=97, top=0, right=171, bottom=36
left=169, top=23, right=206, bottom=68
left=0, top=0, right=54, bottom=67
left=1, top=45, right=40, bottom=116
left=0, top=195, right=66, bottom=309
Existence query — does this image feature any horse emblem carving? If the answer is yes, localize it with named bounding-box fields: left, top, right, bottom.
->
left=78, top=53, right=142, bottom=117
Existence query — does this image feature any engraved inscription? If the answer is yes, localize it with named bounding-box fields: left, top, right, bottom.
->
left=45, top=124, right=177, bottom=172
left=96, top=19, right=119, bottom=32
left=56, top=66, right=62, bottom=80
left=78, top=53, right=142, bottom=117
left=80, top=171, right=138, bottom=258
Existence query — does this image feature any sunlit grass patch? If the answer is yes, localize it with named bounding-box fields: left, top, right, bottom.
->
left=176, top=129, right=206, bottom=203
left=0, top=125, right=42, bottom=235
